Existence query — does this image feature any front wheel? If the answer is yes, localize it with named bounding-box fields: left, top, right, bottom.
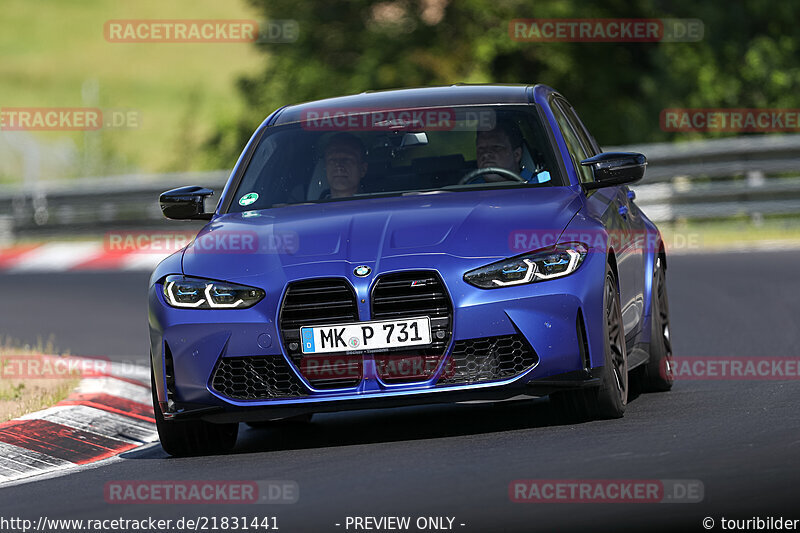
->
left=639, top=255, right=674, bottom=392
left=151, top=369, right=238, bottom=457
left=551, top=264, right=628, bottom=420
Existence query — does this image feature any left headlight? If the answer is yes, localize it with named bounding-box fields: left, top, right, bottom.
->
left=162, top=275, right=265, bottom=309
left=463, top=242, right=588, bottom=289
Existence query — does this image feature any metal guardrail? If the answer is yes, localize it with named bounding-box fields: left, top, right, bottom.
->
left=0, top=171, right=229, bottom=239
left=610, top=134, right=800, bottom=222
left=1, top=134, right=800, bottom=238
left=630, top=177, right=800, bottom=222
left=609, top=134, right=800, bottom=182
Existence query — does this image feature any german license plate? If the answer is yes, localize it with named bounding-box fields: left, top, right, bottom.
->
left=300, top=317, right=431, bottom=354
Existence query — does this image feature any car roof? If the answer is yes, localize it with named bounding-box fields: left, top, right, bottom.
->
left=272, top=84, right=538, bottom=125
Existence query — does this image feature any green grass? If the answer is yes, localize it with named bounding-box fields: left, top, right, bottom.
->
left=660, top=217, right=800, bottom=252
left=0, top=0, right=265, bottom=177
left=0, top=337, right=78, bottom=422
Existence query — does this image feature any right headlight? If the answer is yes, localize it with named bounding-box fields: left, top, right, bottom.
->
left=463, top=242, right=588, bottom=289
left=162, top=275, right=265, bottom=309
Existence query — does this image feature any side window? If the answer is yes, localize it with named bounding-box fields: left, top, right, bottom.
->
left=550, top=98, right=594, bottom=184
left=561, top=100, right=600, bottom=156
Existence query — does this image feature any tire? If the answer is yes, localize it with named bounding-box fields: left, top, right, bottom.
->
left=639, top=255, right=674, bottom=392
left=247, top=413, right=313, bottom=429
left=551, top=264, right=628, bottom=420
left=151, top=368, right=238, bottom=457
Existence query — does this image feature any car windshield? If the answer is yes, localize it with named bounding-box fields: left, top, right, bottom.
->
left=227, top=105, right=563, bottom=212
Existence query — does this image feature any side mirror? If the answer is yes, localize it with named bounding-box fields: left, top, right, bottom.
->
left=159, top=186, right=214, bottom=220
left=580, top=152, right=646, bottom=190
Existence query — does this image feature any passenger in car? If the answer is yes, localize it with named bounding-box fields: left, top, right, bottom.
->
left=323, top=133, right=368, bottom=198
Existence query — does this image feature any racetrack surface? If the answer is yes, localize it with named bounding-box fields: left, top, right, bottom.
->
left=0, top=272, right=151, bottom=360
left=1, top=251, right=799, bottom=531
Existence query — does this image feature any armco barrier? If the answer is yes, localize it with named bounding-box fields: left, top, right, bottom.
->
left=2, top=134, right=800, bottom=238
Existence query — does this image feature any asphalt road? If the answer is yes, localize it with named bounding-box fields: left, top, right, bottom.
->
left=0, top=272, right=152, bottom=360
left=1, top=251, right=799, bottom=532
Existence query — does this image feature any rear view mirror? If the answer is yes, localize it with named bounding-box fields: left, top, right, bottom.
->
left=400, top=132, right=428, bottom=147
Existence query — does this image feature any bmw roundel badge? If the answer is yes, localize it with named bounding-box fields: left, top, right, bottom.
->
left=354, top=265, right=371, bottom=277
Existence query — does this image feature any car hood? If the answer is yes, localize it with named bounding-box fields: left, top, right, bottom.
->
left=181, top=187, right=583, bottom=280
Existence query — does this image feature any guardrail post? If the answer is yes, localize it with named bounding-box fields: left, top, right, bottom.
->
left=0, top=215, right=14, bottom=247
left=746, top=170, right=766, bottom=187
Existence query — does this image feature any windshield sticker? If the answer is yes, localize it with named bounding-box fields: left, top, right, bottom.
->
left=239, top=192, right=259, bottom=206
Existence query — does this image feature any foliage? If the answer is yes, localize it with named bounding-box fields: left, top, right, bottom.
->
left=207, top=0, right=800, bottom=164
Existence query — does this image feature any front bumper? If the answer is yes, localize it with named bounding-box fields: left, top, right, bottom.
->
left=148, top=251, right=607, bottom=421
left=165, top=369, right=602, bottom=423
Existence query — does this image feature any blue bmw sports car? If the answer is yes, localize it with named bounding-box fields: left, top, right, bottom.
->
left=149, top=84, right=673, bottom=456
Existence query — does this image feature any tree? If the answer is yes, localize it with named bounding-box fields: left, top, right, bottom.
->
left=205, top=0, right=800, bottom=165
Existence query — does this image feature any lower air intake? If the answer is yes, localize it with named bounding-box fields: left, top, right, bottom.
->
left=211, top=356, right=309, bottom=400
left=437, top=334, right=538, bottom=386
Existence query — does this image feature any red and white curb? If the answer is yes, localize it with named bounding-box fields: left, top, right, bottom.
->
left=0, top=358, right=157, bottom=485
left=0, top=242, right=168, bottom=273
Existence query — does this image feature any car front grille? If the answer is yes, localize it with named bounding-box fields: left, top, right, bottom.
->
left=211, top=356, right=309, bottom=400
left=437, top=334, right=538, bottom=386
left=279, top=278, right=362, bottom=389
left=208, top=336, right=538, bottom=400
left=371, top=271, right=452, bottom=383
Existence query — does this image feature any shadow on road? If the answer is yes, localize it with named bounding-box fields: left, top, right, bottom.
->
left=127, top=388, right=648, bottom=459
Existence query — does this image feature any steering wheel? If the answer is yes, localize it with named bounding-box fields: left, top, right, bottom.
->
left=459, top=167, right=526, bottom=185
